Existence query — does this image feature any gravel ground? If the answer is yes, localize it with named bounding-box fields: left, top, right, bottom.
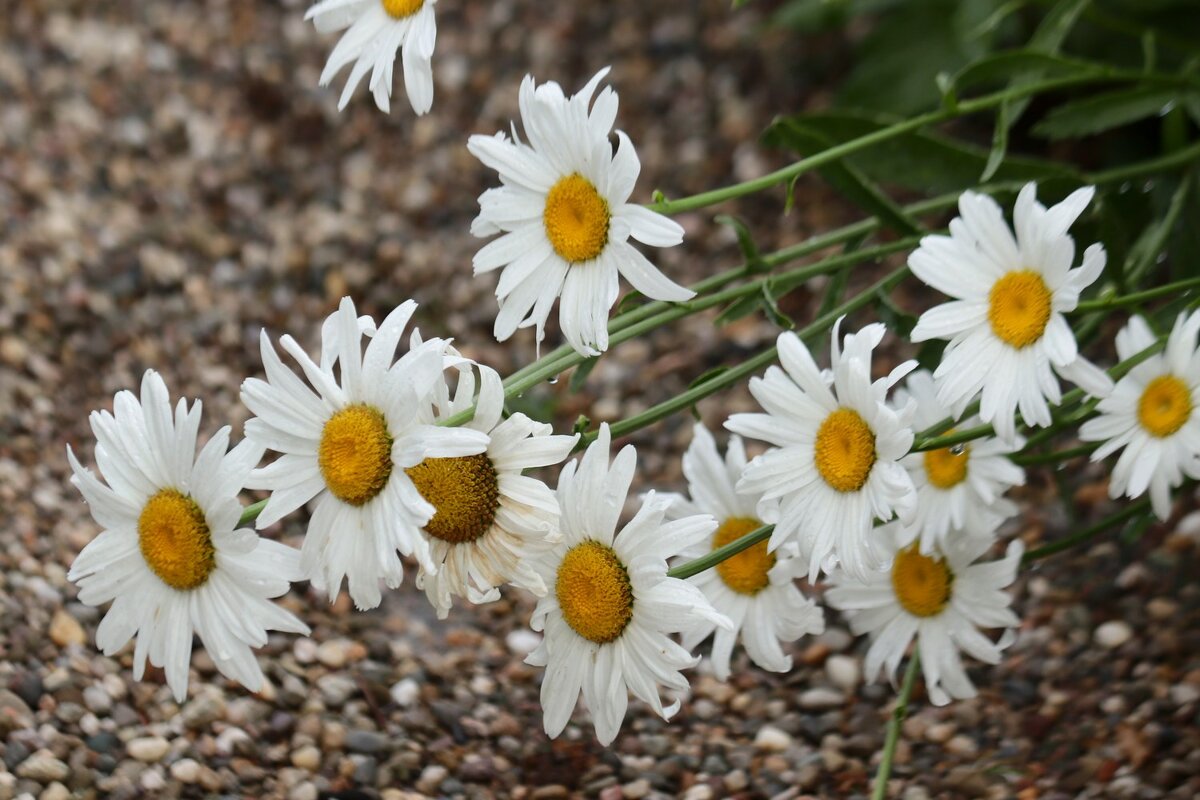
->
left=2, top=1, right=1199, bottom=798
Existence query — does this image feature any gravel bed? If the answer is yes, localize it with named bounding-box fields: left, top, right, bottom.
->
left=2, top=1, right=1198, bottom=798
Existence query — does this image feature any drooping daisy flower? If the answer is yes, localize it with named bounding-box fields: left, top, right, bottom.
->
left=909, top=183, right=1114, bottom=442
left=826, top=522, right=1023, bottom=706
left=467, top=68, right=693, bottom=357
left=411, top=360, right=578, bottom=618
left=1080, top=311, right=1200, bottom=519
left=896, top=370, right=1024, bottom=552
left=67, top=370, right=309, bottom=702
left=664, top=424, right=824, bottom=681
left=725, top=321, right=918, bottom=581
left=526, top=424, right=732, bottom=745
left=306, top=0, right=438, bottom=115
left=240, top=297, right=489, bottom=610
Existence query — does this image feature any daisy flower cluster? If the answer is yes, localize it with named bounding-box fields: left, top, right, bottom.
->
left=65, top=17, right=1200, bottom=749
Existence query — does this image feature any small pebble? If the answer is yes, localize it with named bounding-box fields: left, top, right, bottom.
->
left=753, top=726, right=792, bottom=752
left=1094, top=620, right=1133, bottom=649
left=825, top=655, right=861, bottom=691
left=127, top=736, right=170, bottom=763
left=390, top=679, right=420, bottom=707
left=799, top=688, right=845, bottom=710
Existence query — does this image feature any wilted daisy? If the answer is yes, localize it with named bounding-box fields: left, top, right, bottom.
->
left=526, top=425, right=732, bottom=745
left=1080, top=311, right=1200, bottom=519
left=241, top=297, right=489, bottom=610
left=665, top=424, right=824, bottom=681
left=897, top=370, right=1024, bottom=552
left=909, top=183, right=1113, bottom=441
left=67, top=370, right=309, bottom=702
left=467, top=68, right=693, bottom=357
left=726, top=321, right=917, bottom=581
left=306, top=0, right=438, bottom=114
left=412, top=361, right=578, bottom=618
left=827, top=522, right=1023, bottom=706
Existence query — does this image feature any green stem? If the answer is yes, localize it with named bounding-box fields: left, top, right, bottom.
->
left=582, top=265, right=912, bottom=446
left=871, top=654, right=921, bottom=800
left=666, top=524, right=775, bottom=580
left=238, top=499, right=267, bottom=527
left=1072, top=275, right=1200, bottom=314
left=1022, top=499, right=1151, bottom=562
left=650, top=71, right=1188, bottom=216
left=1010, top=441, right=1099, bottom=467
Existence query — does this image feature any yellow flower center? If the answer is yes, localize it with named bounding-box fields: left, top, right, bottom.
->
left=138, top=489, right=216, bottom=591
left=542, top=173, right=610, bottom=263
left=712, top=517, right=774, bottom=595
left=381, top=0, right=424, bottom=19
left=555, top=540, right=633, bottom=645
left=318, top=404, right=394, bottom=506
left=891, top=545, right=953, bottom=618
left=987, top=270, right=1053, bottom=349
left=923, top=433, right=970, bottom=489
left=1137, top=374, right=1193, bottom=438
left=814, top=407, right=877, bottom=493
left=404, top=454, right=501, bottom=544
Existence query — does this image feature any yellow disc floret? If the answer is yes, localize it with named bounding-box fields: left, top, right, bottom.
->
left=318, top=404, right=394, bottom=506
left=712, top=517, right=773, bottom=595
left=405, top=453, right=501, bottom=544
left=138, top=488, right=216, bottom=591
left=543, top=174, right=611, bottom=263
left=923, top=434, right=970, bottom=490
left=1137, top=374, right=1193, bottom=437
left=891, top=545, right=953, bottom=618
left=555, top=540, right=633, bottom=644
left=814, top=407, right=877, bottom=493
left=381, top=0, right=424, bottom=19
left=988, top=270, right=1053, bottom=349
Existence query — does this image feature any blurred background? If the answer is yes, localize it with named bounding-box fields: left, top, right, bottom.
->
left=1, top=1, right=1198, bottom=798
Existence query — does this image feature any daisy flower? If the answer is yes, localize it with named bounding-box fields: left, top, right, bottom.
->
left=1080, top=311, right=1200, bottom=519
left=725, top=321, right=918, bottom=582
left=411, top=360, right=578, bottom=618
left=896, top=369, right=1024, bottom=552
left=306, top=0, right=437, bottom=115
left=909, top=183, right=1114, bottom=442
left=826, top=522, right=1023, bottom=706
left=467, top=67, right=693, bottom=357
left=240, top=297, right=489, bottom=610
left=525, top=424, right=732, bottom=745
left=67, top=370, right=309, bottom=702
left=665, top=424, right=824, bottom=681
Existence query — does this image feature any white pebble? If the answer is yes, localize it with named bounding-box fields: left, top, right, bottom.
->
left=1094, top=620, right=1133, bottom=649
left=127, top=736, right=170, bottom=763
left=753, top=725, right=792, bottom=752
left=825, top=655, right=860, bottom=691
left=170, top=759, right=201, bottom=784
left=799, top=687, right=845, bottom=710
left=390, top=678, right=420, bottom=708
left=505, top=629, right=541, bottom=655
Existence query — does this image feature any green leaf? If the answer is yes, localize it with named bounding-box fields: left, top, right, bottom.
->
left=979, top=0, right=1092, bottom=182
left=760, top=282, right=796, bottom=330
left=1033, top=87, right=1184, bottom=140
left=764, top=117, right=923, bottom=236
left=568, top=357, right=599, bottom=394
left=688, top=366, right=730, bottom=390
left=874, top=287, right=919, bottom=338
left=714, top=294, right=762, bottom=327
left=768, top=110, right=1079, bottom=193
left=948, top=50, right=1103, bottom=96
left=571, top=415, right=591, bottom=436
left=714, top=214, right=766, bottom=273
